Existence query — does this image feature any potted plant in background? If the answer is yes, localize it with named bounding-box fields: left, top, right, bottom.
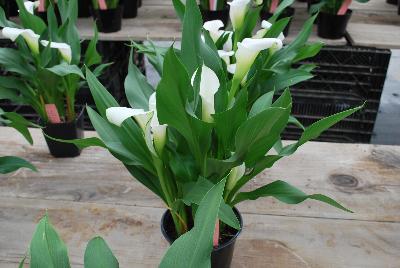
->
left=67, top=0, right=363, bottom=266
left=198, top=0, right=230, bottom=25
left=261, top=0, right=295, bottom=35
left=0, top=108, right=37, bottom=174
left=310, top=0, right=369, bottom=39
left=122, top=0, right=139, bottom=18
left=0, top=0, right=104, bottom=157
left=18, top=180, right=226, bottom=267
left=78, top=0, right=92, bottom=17
left=91, top=0, right=123, bottom=32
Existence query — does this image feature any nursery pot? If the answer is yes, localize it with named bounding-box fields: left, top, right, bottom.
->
left=317, top=10, right=352, bottom=39
left=78, top=0, right=91, bottom=17
left=138, top=0, right=142, bottom=7
left=386, top=0, right=397, bottom=5
left=92, top=5, right=123, bottom=33
left=42, top=109, right=84, bottom=158
left=200, top=6, right=230, bottom=26
left=122, top=0, right=138, bottom=18
left=7, top=1, right=19, bottom=17
left=260, top=7, right=295, bottom=36
left=161, top=207, right=243, bottom=268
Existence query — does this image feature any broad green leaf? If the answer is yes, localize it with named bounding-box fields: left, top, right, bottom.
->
left=43, top=135, right=107, bottom=150
left=84, top=237, right=119, bottom=268
left=47, top=63, right=85, bottom=79
left=0, top=156, right=37, bottom=174
left=2, top=112, right=35, bottom=145
left=125, top=48, right=154, bottom=110
left=232, top=180, right=352, bottom=213
left=84, top=24, right=102, bottom=67
left=172, top=0, right=185, bottom=22
left=30, top=214, right=71, bottom=268
left=280, top=104, right=364, bottom=156
left=249, top=91, right=274, bottom=117
left=288, top=115, right=305, bottom=130
left=293, top=42, right=324, bottom=63
left=160, top=179, right=226, bottom=268
left=0, top=48, right=35, bottom=78
left=183, top=178, right=240, bottom=230
left=260, top=68, right=314, bottom=92
left=264, top=17, right=291, bottom=38
left=15, top=0, right=46, bottom=34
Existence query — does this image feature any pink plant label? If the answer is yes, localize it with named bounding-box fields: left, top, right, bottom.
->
left=270, top=0, right=279, bottom=13
left=337, top=0, right=352, bottom=15
left=38, top=0, right=46, bottom=12
left=209, top=0, right=217, bottom=11
left=213, top=220, right=219, bottom=247
left=45, top=104, right=61, bottom=123
left=98, top=0, right=108, bottom=10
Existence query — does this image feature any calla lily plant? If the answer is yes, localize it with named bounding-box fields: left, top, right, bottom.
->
left=72, top=0, right=363, bottom=244
left=0, top=0, right=104, bottom=123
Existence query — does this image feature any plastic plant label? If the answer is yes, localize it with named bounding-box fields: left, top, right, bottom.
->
left=213, top=220, right=219, bottom=247
left=337, top=0, right=352, bottom=15
left=45, top=104, right=61, bottom=123
left=98, top=0, right=108, bottom=10
left=270, top=0, right=279, bottom=13
left=38, top=0, right=46, bottom=12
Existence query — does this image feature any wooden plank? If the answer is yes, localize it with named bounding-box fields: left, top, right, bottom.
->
left=0, top=196, right=399, bottom=268
left=1, top=127, right=400, bottom=223
left=347, top=23, right=400, bottom=49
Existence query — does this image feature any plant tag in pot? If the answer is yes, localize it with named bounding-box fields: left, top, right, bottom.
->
left=45, top=104, right=61, bottom=123
left=337, top=0, right=352, bottom=15
left=98, top=0, right=108, bottom=10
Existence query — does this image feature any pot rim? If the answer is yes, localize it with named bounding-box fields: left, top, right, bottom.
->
left=161, top=206, right=243, bottom=251
left=320, top=9, right=353, bottom=17
left=41, top=106, right=85, bottom=127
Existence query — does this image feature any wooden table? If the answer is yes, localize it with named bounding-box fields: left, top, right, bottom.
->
left=0, top=127, right=399, bottom=267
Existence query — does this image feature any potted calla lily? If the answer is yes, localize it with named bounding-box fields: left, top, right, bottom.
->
left=91, top=0, right=123, bottom=32
left=310, top=0, right=369, bottom=39
left=198, top=0, right=230, bottom=25
left=261, top=0, right=295, bottom=35
left=70, top=0, right=362, bottom=266
left=0, top=0, right=104, bottom=157
left=19, top=180, right=226, bottom=267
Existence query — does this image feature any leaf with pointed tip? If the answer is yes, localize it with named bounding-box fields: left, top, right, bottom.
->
left=84, top=237, right=119, bottom=268
left=0, top=156, right=37, bottom=174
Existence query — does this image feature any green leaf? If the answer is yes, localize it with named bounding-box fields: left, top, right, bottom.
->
left=249, top=91, right=274, bottom=117
left=43, top=135, right=107, bottom=150
left=0, top=156, right=37, bottom=174
left=172, top=0, right=185, bottom=22
left=160, top=179, right=226, bottom=268
left=156, top=48, right=212, bottom=169
left=260, top=68, right=314, bottom=92
left=183, top=178, right=240, bottom=230
left=84, top=24, right=102, bottom=67
left=84, top=237, right=119, bottom=268
left=264, top=17, right=290, bottom=38
left=268, top=0, right=295, bottom=23
left=288, top=115, right=305, bottom=130
left=15, top=0, right=46, bottom=34
left=47, top=63, right=85, bottom=79
left=0, top=48, right=35, bottom=78
left=293, top=42, right=324, bottom=63
left=2, top=112, right=36, bottom=145
left=232, top=180, right=352, bottom=212
left=29, top=214, right=71, bottom=268
left=125, top=48, right=154, bottom=110
left=281, top=104, right=364, bottom=156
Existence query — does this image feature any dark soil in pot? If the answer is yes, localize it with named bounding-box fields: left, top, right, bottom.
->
left=78, top=0, right=91, bottom=17
left=260, top=7, right=295, bottom=36
left=386, top=0, right=398, bottom=5
left=161, top=207, right=243, bottom=268
left=122, top=0, right=138, bottom=18
left=42, top=109, right=84, bottom=158
left=200, top=6, right=230, bottom=27
left=92, top=5, right=123, bottom=33
left=317, top=9, right=352, bottom=39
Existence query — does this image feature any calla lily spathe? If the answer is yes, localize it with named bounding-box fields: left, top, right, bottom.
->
left=253, top=20, right=285, bottom=41
left=203, top=20, right=233, bottom=52
left=106, top=107, right=154, bottom=129
left=2, top=27, right=40, bottom=54
left=23, top=1, right=39, bottom=14
left=228, top=0, right=251, bottom=31
left=191, top=65, right=220, bottom=123
left=218, top=50, right=234, bottom=65
left=226, top=163, right=246, bottom=192
left=40, top=40, right=72, bottom=63
left=233, top=38, right=282, bottom=82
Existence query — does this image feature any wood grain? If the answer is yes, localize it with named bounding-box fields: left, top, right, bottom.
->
left=0, top=126, right=400, bottom=267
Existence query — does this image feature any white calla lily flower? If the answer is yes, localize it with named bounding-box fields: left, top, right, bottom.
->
left=40, top=40, right=72, bottom=63
left=254, top=20, right=285, bottom=41
left=222, top=31, right=234, bottom=51
left=203, top=20, right=224, bottom=43
left=152, top=124, right=167, bottom=156
left=228, top=0, right=251, bottom=31
left=191, top=65, right=220, bottom=123
left=2, top=27, right=40, bottom=54
left=227, top=64, right=236, bottom=74
left=226, top=163, right=246, bottom=192
left=218, top=50, right=234, bottom=65
left=234, top=38, right=282, bottom=82
left=106, top=107, right=153, bottom=129
left=23, top=1, right=39, bottom=14
left=148, top=92, right=159, bottom=127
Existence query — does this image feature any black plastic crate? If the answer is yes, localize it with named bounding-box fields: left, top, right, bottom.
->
left=284, top=46, right=391, bottom=143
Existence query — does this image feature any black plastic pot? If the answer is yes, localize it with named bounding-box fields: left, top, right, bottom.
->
left=8, top=0, right=19, bottom=17
left=42, top=110, right=84, bottom=158
left=92, top=5, right=123, bottom=33
left=317, top=9, right=352, bottom=39
left=78, top=0, right=91, bottom=17
left=122, top=0, right=138, bottom=18
left=200, top=6, right=230, bottom=26
left=138, top=0, right=142, bottom=7
left=398, top=0, right=400, bottom=15
left=386, top=0, right=398, bottom=5
left=260, top=7, right=295, bottom=36
left=161, top=207, right=243, bottom=268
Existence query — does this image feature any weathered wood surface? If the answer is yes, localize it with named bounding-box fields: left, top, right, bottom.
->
left=0, top=127, right=400, bottom=267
